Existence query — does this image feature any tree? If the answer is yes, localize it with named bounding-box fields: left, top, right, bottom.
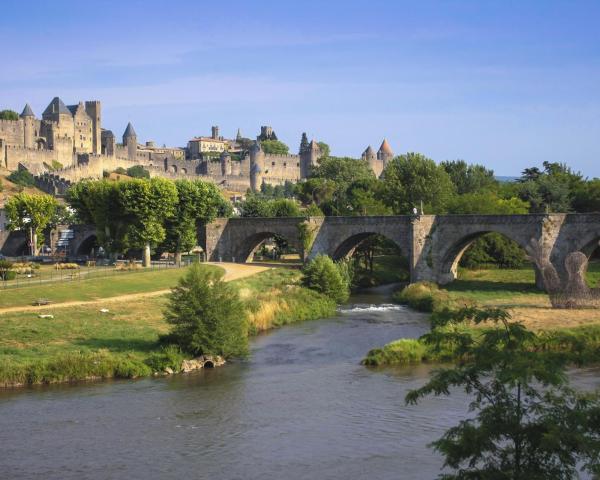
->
left=317, top=141, right=330, bottom=158
left=239, top=196, right=273, bottom=217
left=0, top=110, right=19, bottom=121
left=67, top=180, right=128, bottom=257
left=164, top=264, right=248, bottom=358
left=162, top=180, right=225, bottom=264
left=118, top=178, right=178, bottom=266
left=302, top=255, right=350, bottom=303
left=573, top=179, right=600, bottom=213
left=261, top=140, right=289, bottom=155
left=270, top=198, right=301, bottom=217
left=381, top=153, right=456, bottom=214
left=406, top=307, right=600, bottom=479
left=126, top=165, right=150, bottom=179
left=5, top=193, right=58, bottom=255
left=441, top=160, right=498, bottom=194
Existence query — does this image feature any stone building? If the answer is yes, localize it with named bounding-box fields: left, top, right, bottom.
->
left=1, top=96, right=395, bottom=194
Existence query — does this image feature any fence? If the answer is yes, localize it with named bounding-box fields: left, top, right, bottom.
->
left=0, top=260, right=193, bottom=291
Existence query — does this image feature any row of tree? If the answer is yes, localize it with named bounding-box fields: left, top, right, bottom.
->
left=67, top=178, right=229, bottom=265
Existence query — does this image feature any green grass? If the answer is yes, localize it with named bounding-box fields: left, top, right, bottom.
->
left=0, top=265, right=221, bottom=308
left=0, top=266, right=336, bottom=386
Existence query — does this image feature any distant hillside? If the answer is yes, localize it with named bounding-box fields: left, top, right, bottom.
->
left=495, top=175, right=518, bottom=183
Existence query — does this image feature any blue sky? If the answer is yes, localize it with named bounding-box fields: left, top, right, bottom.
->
left=1, top=0, right=599, bottom=176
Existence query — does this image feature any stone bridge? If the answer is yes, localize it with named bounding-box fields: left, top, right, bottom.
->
left=201, top=214, right=600, bottom=285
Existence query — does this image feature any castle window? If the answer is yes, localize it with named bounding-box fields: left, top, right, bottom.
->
left=272, top=162, right=275, bottom=166
left=296, top=163, right=299, bottom=167
left=283, top=162, right=287, bottom=167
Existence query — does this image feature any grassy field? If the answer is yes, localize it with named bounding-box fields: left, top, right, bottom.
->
left=0, top=265, right=207, bottom=308
left=0, top=266, right=335, bottom=386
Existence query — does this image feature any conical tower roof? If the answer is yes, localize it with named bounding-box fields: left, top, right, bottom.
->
left=362, top=145, right=375, bottom=157
left=43, top=97, right=71, bottom=116
left=378, top=138, right=393, bottom=155
left=123, top=122, right=137, bottom=138
left=20, top=103, right=35, bottom=117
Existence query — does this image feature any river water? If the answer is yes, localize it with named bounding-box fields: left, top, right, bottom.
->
left=1, top=288, right=599, bottom=480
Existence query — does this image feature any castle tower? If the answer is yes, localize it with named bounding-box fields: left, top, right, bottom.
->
left=249, top=141, right=265, bottom=192
left=377, top=138, right=394, bottom=168
left=220, top=150, right=232, bottom=176
left=85, top=101, right=102, bottom=154
left=123, top=122, right=137, bottom=161
left=20, top=104, right=36, bottom=149
left=362, top=145, right=377, bottom=169
left=236, top=128, right=242, bottom=142
left=299, top=137, right=320, bottom=179
left=101, top=130, right=116, bottom=156
left=211, top=126, right=220, bottom=140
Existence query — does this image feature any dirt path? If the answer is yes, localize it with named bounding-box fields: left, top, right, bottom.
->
left=0, top=263, right=271, bottom=315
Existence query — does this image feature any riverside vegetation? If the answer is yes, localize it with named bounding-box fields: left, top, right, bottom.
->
left=364, top=263, right=600, bottom=367
left=0, top=264, right=336, bottom=387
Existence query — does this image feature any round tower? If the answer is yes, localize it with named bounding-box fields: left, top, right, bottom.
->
left=377, top=138, right=394, bottom=168
left=20, top=103, right=36, bottom=149
left=249, top=142, right=265, bottom=192
left=220, top=150, right=232, bottom=176
left=299, top=134, right=320, bottom=179
left=123, top=122, right=137, bottom=161
left=362, top=145, right=377, bottom=169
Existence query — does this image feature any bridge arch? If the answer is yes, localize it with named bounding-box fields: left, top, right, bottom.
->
left=75, top=234, right=99, bottom=257
left=331, top=231, right=405, bottom=261
left=436, top=229, right=533, bottom=285
left=237, top=231, right=299, bottom=263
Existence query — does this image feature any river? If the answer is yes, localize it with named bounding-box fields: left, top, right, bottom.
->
left=1, top=287, right=599, bottom=479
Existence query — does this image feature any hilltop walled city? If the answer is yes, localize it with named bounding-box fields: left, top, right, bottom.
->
left=0, top=96, right=395, bottom=196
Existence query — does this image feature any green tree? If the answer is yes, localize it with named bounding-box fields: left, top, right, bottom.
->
left=261, top=140, right=289, bottom=155
left=164, top=264, right=248, bottom=358
left=270, top=198, right=301, bottom=217
left=67, top=180, right=128, bottom=257
left=302, top=255, right=350, bottom=303
left=381, top=153, right=456, bottom=214
left=126, top=165, right=150, bottom=179
left=0, top=110, right=19, bottom=121
left=119, top=178, right=178, bottom=266
left=573, top=179, right=600, bottom=213
left=7, top=169, right=35, bottom=187
left=441, top=159, right=498, bottom=194
left=317, top=141, right=330, bottom=158
left=5, top=193, right=59, bottom=255
left=406, top=307, right=600, bottom=479
left=239, top=195, right=273, bottom=217
left=162, top=180, right=226, bottom=264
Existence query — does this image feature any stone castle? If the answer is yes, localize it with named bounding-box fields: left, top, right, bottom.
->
left=0, top=97, right=395, bottom=195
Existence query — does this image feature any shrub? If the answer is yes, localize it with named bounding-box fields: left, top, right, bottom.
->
left=54, top=263, right=80, bottom=270
left=144, top=345, right=186, bottom=372
left=302, top=254, right=350, bottom=303
left=163, top=264, right=248, bottom=358
left=114, top=167, right=127, bottom=175
left=7, top=169, right=35, bottom=187
left=126, top=165, right=150, bottom=179
left=393, top=282, right=453, bottom=312
left=363, top=339, right=427, bottom=366
left=0, top=260, right=15, bottom=281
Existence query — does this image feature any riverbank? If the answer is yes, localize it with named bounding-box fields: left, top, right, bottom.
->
left=364, top=264, right=600, bottom=366
left=0, top=264, right=336, bottom=387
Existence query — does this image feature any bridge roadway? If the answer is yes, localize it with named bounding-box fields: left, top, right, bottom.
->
left=2, top=214, right=599, bottom=286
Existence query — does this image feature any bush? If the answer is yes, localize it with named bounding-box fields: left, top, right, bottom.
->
left=7, top=169, right=35, bottom=187
left=363, top=339, right=427, bottom=366
left=54, top=263, right=80, bottom=270
left=393, top=282, right=453, bottom=312
left=302, top=254, right=350, bottom=303
left=0, top=260, right=15, bottom=281
left=114, top=167, right=127, bottom=175
left=126, top=165, right=150, bottom=179
left=163, top=264, right=248, bottom=358
left=144, top=345, right=186, bottom=372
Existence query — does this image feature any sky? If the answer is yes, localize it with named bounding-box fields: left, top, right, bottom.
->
left=1, top=0, right=599, bottom=177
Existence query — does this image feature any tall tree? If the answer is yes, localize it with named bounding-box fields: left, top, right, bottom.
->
left=260, top=140, right=289, bottom=155
left=162, top=180, right=226, bottom=264
left=441, top=159, right=498, bottom=194
left=407, top=307, right=600, bottom=479
left=5, top=193, right=58, bottom=255
left=381, top=153, right=456, bottom=214
left=119, top=178, right=178, bottom=266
